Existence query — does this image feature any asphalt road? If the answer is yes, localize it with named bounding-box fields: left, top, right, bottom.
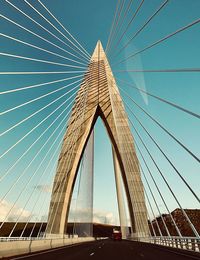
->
left=10, top=240, right=200, bottom=260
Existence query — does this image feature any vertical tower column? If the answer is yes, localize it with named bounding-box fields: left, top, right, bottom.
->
left=112, top=148, right=128, bottom=239
left=73, top=130, right=94, bottom=237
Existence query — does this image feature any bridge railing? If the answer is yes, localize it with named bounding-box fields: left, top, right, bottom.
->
left=130, top=236, right=200, bottom=252
left=0, top=235, right=94, bottom=242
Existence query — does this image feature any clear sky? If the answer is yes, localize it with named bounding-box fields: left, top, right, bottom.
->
left=0, top=0, right=200, bottom=226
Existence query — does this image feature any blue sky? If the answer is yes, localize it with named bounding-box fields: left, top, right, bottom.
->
left=0, top=0, right=200, bottom=226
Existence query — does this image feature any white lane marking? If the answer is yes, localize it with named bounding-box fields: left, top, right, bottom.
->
left=90, top=252, right=95, bottom=256
left=12, top=243, right=83, bottom=259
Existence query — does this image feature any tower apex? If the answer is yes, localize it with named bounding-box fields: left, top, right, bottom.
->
left=91, top=40, right=106, bottom=62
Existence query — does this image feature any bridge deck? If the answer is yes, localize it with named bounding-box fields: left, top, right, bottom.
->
left=7, top=240, right=200, bottom=260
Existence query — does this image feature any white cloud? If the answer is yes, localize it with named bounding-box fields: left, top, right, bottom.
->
left=68, top=208, right=118, bottom=225
left=93, top=210, right=117, bottom=225
left=0, top=200, right=31, bottom=222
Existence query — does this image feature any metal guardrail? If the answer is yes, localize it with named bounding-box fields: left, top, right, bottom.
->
left=0, top=237, right=45, bottom=242
left=0, top=234, right=75, bottom=242
left=130, top=236, right=200, bottom=252
left=0, top=235, right=107, bottom=242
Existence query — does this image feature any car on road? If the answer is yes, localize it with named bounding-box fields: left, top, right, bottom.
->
left=112, top=230, right=122, bottom=241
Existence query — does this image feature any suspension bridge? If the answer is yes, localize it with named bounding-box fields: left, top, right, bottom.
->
left=0, top=0, right=200, bottom=259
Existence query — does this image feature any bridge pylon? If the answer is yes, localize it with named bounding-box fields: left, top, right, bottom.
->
left=46, top=41, right=149, bottom=238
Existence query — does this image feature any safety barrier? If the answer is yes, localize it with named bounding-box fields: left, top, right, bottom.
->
left=0, top=237, right=95, bottom=258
